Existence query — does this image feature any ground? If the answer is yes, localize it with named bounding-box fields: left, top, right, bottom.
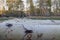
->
left=0, top=18, right=60, bottom=40
left=0, top=16, right=60, bottom=22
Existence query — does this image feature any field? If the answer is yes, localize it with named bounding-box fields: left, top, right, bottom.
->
left=28, top=16, right=60, bottom=20
left=0, top=17, right=15, bottom=21
left=0, top=17, right=60, bottom=22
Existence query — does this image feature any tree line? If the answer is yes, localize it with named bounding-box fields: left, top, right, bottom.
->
left=0, top=0, right=60, bottom=17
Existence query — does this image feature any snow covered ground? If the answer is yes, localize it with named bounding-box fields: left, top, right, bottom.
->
left=0, top=18, right=60, bottom=40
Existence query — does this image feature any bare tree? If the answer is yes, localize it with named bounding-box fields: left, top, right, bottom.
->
left=36, top=0, right=51, bottom=16
left=26, top=0, right=35, bottom=16
left=6, top=0, right=24, bottom=11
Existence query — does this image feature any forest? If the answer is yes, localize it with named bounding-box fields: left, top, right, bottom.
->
left=0, top=0, right=60, bottom=17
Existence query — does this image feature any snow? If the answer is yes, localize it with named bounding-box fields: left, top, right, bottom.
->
left=0, top=18, right=60, bottom=40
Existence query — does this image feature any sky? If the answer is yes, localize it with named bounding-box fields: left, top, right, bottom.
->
left=22, top=0, right=26, bottom=8
left=22, top=0, right=36, bottom=7
left=22, top=0, right=37, bottom=10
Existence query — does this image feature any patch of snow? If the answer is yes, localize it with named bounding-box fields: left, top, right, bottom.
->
left=0, top=18, right=60, bottom=40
